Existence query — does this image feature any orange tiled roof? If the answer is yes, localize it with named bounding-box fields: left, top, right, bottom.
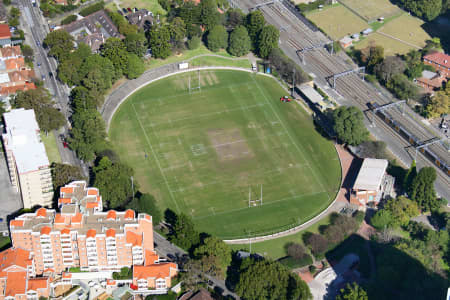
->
left=59, top=198, right=72, bottom=204
left=54, top=214, right=65, bottom=224
left=106, top=228, right=116, bottom=238
left=27, top=278, right=48, bottom=291
left=86, top=229, right=96, bottom=238
left=60, top=187, right=74, bottom=194
left=133, top=263, right=177, bottom=280
left=5, top=57, right=25, bottom=71
left=424, top=52, right=450, bottom=69
left=124, top=209, right=135, bottom=219
left=71, top=213, right=82, bottom=223
left=40, top=226, right=51, bottom=235
left=145, top=250, right=159, bottom=266
left=10, top=220, right=24, bottom=227
left=106, top=279, right=116, bottom=286
left=0, top=248, right=32, bottom=271
left=5, top=271, right=26, bottom=297
left=0, top=24, right=11, bottom=39
left=36, top=208, right=47, bottom=217
left=86, top=202, right=98, bottom=208
left=0, top=46, right=21, bottom=58
left=0, top=82, right=36, bottom=96
left=61, top=228, right=70, bottom=235
left=87, top=189, right=98, bottom=195
left=106, top=210, right=116, bottom=220
left=126, top=231, right=142, bottom=247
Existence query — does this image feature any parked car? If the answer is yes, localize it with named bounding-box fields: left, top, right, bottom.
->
left=49, top=71, right=53, bottom=78
left=117, top=9, right=123, bottom=15
left=63, top=141, right=68, bottom=148
left=36, top=40, right=40, bottom=47
left=122, top=8, right=127, bottom=14
left=37, top=61, right=41, bottom=67
left=127, top=7, right=132, bottom=12
left=41, top=75, right=45, bottom=80
left=88, top=281, right=96, bottom=287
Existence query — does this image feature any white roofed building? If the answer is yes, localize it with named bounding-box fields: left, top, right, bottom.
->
left=350, top=158, right=390, bottom=207
left=1, top=108, right=53, bottom=208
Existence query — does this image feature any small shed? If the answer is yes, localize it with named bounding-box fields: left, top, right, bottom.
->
left=361, top=28, right=373, bottom=36
left=351, top=33, right=360, bottom=41
left=339, top=36, right=353, bottom=49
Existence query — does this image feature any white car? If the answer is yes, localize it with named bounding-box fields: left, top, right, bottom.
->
left=88, top=281, right=96, bottom=287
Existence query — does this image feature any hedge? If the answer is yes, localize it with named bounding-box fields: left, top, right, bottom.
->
left=79, top=1, right=104, bottom=17
left=61, top=14, right=77, bottom=25
left=279, top=254, right=313, bottom=269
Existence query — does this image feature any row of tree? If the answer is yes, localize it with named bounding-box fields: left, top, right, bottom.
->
left=393, top=0, right=448, bottom=21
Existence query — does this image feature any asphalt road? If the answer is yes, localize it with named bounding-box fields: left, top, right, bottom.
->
left=18, top=0, right=88, bottom=175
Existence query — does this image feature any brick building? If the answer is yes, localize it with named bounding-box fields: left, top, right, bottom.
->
left=423, top=52, right=450, bottom=78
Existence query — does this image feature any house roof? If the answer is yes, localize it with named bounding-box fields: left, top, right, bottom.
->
left=27, top=278, right=48, bottom=291
left=417, top=74, right=447, bottom=89
left=0, top=24, right=11, bottom=39
left=424, top=52, right=450, bottom=69
left=107, top=210, right=116, bottom=220
left=5, top=271, right=27, bottom=296
left=106, top=228, right=116, bottom=237
left=125, top=209, right=135, bottom=219
left=0, top=46, right=21, bottom=58
left=86, top=229, right=96, bottom=238
left=353, top=158, right=388, bottom=191
left=126, top=231, right=142, bottom=247
left=0, top=248, right=32, bottom=271
left=181, top=289, right=214, bottom=300
left=40, top=226, right=51, bottom=235
left=133, top=263, right=177, bottom=280
left=36, top=208, right=47, bottom=217
left=5, top=57, right=25, bottom=71
left=0, top=82, right=36, bottom=96
left=339, top=36, right=353, bottom=44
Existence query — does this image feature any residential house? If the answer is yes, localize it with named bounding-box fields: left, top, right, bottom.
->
left=132, top=263, right=178, bottom=293
left=179, top=288, right=214, bottom=300
left=0, top=24, right=11, bottom=46
left=63, top=10, right=123, bottom=52
left=2, top=109, right=53, bottom=208
left=126, top=9, right=154, bottom=30
left=0, top=248, right=51, bottom=300
left=423, top=52, right=450, bottom=78
left=339, top=36, right=353, bottom=49
left=415, top=70, right=447, bottom=93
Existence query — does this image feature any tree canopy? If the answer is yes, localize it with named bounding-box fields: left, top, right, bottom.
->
left=396, top=0, right=443, bottom=21
left=246, top=10, right=265, bottom=48
left=336, top=282, right=368, bottom=300
left=127, top=193, right=162, bottom=225
left=43, top=30, right=74, bottom=61
left=332, top=106, right=369, bottom=146
left=148, top=25, right=172, bottom=59
left=194, top=236, right=231, bottom=278
left=410, top=167, right=439, bottom=211
left=51, top=163, right=85, bottom=191
left=257, top=25, right=279, bottom=58
left=169, top=213, right=200, bottom=250
left=426, top=83, right=449, bottom=118
left=228, top=25, right=251, bottom=57
left=384, top=196, right=419, bottom=227
left=124, top=32, right=148, bottom=57
left=206, top=25, right=228, bottom=52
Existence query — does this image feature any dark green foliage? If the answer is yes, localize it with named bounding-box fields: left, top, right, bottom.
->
left=187, top=36, right=201, bottom=50
left=278, top=255, right=313, bottom=269
left=226, top=8, right=244, bottom=29
left=367, top=45, right=384, bottom=73
left=112, top=267, right=132, bottom=279
left=228, top=25, right=251, bottom=57
left=404, top=50, right=424, bottom=79
left=51, top=163, right=85, bottom=190
left=383, top=196, right=419, bottom=227
left=58, top=43, right=92, bottom=86
left=336, top=282, right=368, bottom=300
left=148, top=25, right=172, bottom=59
left=331, top=106, right=369, bottom=146
left=125, top=53, right=145, bottom=79
left=124, top=32, right=147, bottom=57
left=374, top=56, right=406, bottom=84
left=206, top=25, right=228, bottom=52
left=246, top=10, right=265, bottom=48
left=93, top=157, right=135, bottom=209
left=3, top=0, right=11, bottom=5
left=70, top=86, right=97, bottom=112
left=395, top=0, right=443, bottom=21
left=108, top=11, right=139, bottom=36
left=13, top=87, right=65, bottom=132
left=257, top=25, right=279, bottom=58
left=304, top=233, right=328, bottom=256
left=79, top=1, right=104, bottom=17
left=268, top=48, right=310, bottom=85
left=177, top=1, right=201, bottom=29
left=169, top=213, right=200, bottom=250
left=21, top=44, right=34, bottom=64
left=371, top=209, right=395, bottom=230
left=235, top=259, right=311, bottom=300
left=100, top=38, right=129, bottom=76
left=194, top=236, right=231, bottom=278
left=410, top=167, right=439, bottom=211
left=356, top=141, right=388, bottom=159
left=297, top=0, right=328, bottom=12
left=43, top=30, right=75, bottom=61
left=61, top=14, right=77, bottom=25
left=68, top=109, right=107, bottom=161
left=200, top=0, right=221, bottom=30
left=404, top=160, right=417, bottom=193
left=127, top=193, right=162, bottom=225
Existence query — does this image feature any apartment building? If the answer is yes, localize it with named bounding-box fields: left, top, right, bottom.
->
left=0, top=248, right=51, bottom=300
left=1, top=109, right=53, bottom=208
left=10, top=181, right=157, bottom=275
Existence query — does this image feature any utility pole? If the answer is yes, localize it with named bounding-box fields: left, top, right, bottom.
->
left=291, top=68, right=295, bottom=97
left=130, top=176, right=134, bottom=201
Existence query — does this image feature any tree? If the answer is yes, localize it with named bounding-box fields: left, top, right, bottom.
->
left=404, top=160, right=417, bottom=193
left=235, top=259, right=311, bottom=300
left=21, top=44, right=34, bottom=64
left=357, top=141, right=388, bottom=159
left=57, top=43, right=92, bottom=86
left=228, top=25, right=251, bottom=57
left=148, top=25, right=172, bottom=59
left=187, top=36, right=201, bottom=50
left=206, top=25, right=228, bottom=52
left=396, top=0, right=442, bottom=21
left=246, top=10, right=265, bottom=48
left=387, top=73, right=419, bottom=100
left=127, top=193, right=162, bottom=225
left=425, top=83, right=449, bottom=118
left=371, top=209, right=394, bottom=230
left=169, top=17, right=186, bottom=47
left=13, top=87, right=65, bottom=132
left=68, top=109, right=107, bottom=161
left=336, top=282, right=368, bottom=300
left=170, top=213, right=200, bottom=250
left=332, top=106, right=369, bottom=146
left=194, top=237, right=231, bottom=278
left=367, top=45, right=384, bottom=73
left=200, top=0, right=220, bottom=30
left=286, top=243, right=307, bottom=260
left=257, top=25, right=279, bottom=58
left=100, top=38, right=129, bottom=76
left=404, top=49, right=424, bottom=79
left=304, top=233, right=328, bottom=256
left=374, top=56, right=406, bottom=84
left=124, top=32, right=147, bottom=57
left=51, top=163, right=84, bottom=190
left=125, top=53, right=145, bottom=79
left=93, top=157, right=135, bottom=208
left=3, top=0, right=11, bottom=6
left=177, top=1, right=201, bottom=30
left=70, top=86, right=97, bottom=112
left=384, top=196, right=420, bottom=227
left=43, top=30, right=74, bottom=62
left=410, top=167, right=439, bottom=211
left=226, top=8, right=244, bottom=29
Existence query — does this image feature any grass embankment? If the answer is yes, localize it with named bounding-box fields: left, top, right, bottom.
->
left=41, top=132, right=62, bottom=164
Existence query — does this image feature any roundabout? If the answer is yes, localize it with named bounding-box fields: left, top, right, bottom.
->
left=107, top=68, right=341, bottom=239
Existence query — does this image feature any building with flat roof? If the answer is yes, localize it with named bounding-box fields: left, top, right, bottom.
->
left=350, top=158, right=392, bottom=207
left=9, top=181, right=178, bottom=293
left=1, top=109, right=53, bottom=208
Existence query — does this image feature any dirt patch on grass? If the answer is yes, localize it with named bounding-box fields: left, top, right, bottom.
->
left=208, top=128, right=253, bottom=162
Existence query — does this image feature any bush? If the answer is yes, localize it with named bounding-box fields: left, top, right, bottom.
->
left=286, top=243, right=307, bottom=260
left=187, top=36, right=201, bottom=50
left=3, top=0, right=10, bottom=5
left=304, top=233, right=328, bottom=256
left=278, top=255, right=313, bottom=269
left=79, top=1, right=104, bottom=17
left=61, top=14, right=77, bottom=25
left=309, top=265, right=316, bottom=273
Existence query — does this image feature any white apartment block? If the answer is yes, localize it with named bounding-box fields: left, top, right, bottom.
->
left=1, top=108, right=53, bottom=208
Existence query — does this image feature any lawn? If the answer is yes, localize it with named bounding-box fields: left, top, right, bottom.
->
left=354, top=32, right=418, bottom=56
left=189, top=56, right=253, bottom=69
left=307, top=5, right=368, bottom=39
left=378, top=14, right=431, bottom=48
left=115, top=0, right=166, bottom=16
left=109, top=70, right=341, bottom=239
left=339, top=0, right=402, bottom=21
left=0, top=236, right=11, bottom=250
left=41, top=131, right=61, bottom=164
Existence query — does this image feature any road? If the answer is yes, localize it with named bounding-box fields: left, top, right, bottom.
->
left=235, top=0, right=450, bottom=200
left=153, top=232, right=240, bottom=299
left=17, top=0, right=88, bottom=175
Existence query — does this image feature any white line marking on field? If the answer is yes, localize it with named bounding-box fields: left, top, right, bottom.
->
left=131, top=102, right=182, bottom=213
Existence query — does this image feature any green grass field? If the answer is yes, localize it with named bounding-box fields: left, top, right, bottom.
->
left=339, top=0, right=402, bottom=21
left=378, top=14, right=431, bottom=48
left=354, top=32, right=418, bottom=56
left=109, top=70, right=341, bottom=239
left=41, top=132, right=61, bottom=164
left=308, top=5, right=368, bottom=39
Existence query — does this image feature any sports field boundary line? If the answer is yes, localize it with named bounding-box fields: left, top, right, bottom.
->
left=103, top=67, right=276, bottom=131
left=130, top=102, right=182, bottom=214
